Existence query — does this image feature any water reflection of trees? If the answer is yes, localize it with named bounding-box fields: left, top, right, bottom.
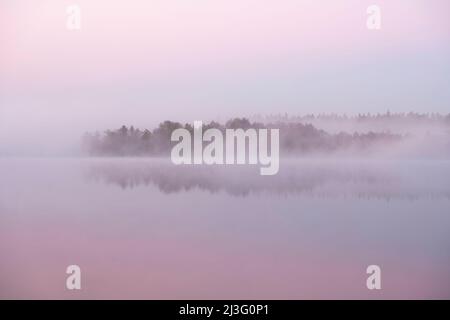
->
left=85, top=160, right=450, bottom=200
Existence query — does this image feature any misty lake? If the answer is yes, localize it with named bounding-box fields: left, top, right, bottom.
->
left=1, top=157, right=450, bottom=299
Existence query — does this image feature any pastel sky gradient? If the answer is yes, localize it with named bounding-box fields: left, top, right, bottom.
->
left=1, top=0, right=450, bottom=154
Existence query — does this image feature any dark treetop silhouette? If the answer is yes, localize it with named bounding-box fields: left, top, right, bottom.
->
left=82, top=117, right=404, bottom=156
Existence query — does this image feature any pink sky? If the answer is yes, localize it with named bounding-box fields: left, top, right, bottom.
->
left=1, top=0, right=449, bottom=86
left=1, top=0, right=450, bottom=154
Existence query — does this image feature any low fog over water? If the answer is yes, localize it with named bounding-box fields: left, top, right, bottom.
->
left=1, top=115, right=450, bottom=298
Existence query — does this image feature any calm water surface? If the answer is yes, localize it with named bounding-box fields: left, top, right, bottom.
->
left=1, top=158, right=450, bottom=299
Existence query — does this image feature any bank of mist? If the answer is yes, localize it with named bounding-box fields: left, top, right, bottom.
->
left=81, top=113, right=450, bottom=159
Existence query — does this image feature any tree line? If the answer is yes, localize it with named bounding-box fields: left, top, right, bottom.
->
left=82, top=118, right=402, bottom=156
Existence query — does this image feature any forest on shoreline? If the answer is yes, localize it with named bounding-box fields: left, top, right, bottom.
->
left=82, top=116, right=408, bottom=156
